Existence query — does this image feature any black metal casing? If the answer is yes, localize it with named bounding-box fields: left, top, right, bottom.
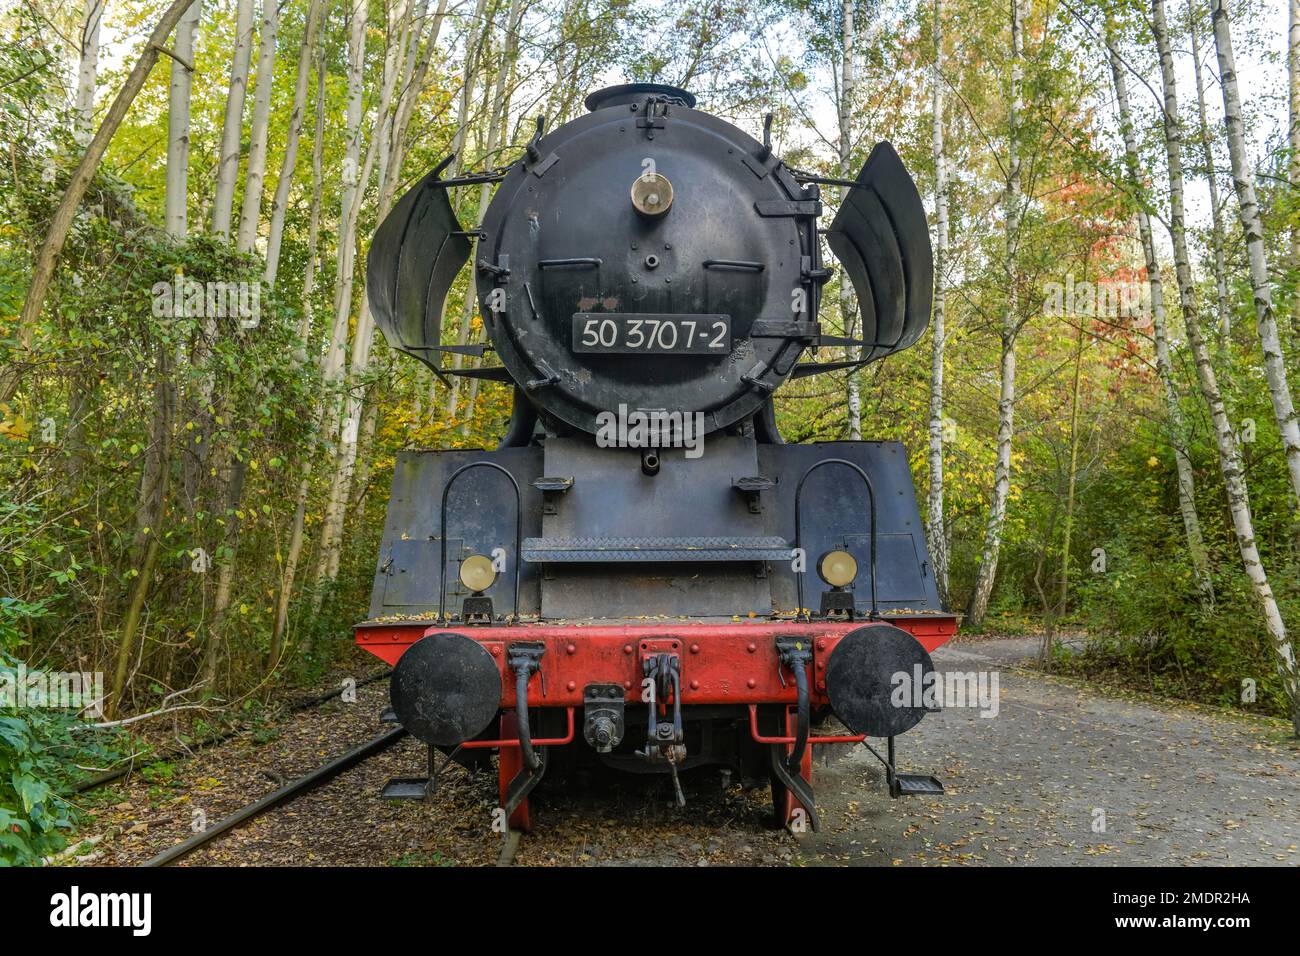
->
left=365, top=82, right=941, bottom=625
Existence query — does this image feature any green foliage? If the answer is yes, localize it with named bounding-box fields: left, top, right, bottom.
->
left=0, top=599, right=122, bottom=866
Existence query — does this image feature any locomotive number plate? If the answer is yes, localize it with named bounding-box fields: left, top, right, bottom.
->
left=571, top=314, right=731, bottom=355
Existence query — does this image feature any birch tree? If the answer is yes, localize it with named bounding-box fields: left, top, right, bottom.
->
left=926, top=0, right=951, bottom=605
left=236, top=0, right=281, bottom=253
left=73, top=0, right=105, bottom=148
left=265, top=0, right=324, bottom=285
left=1291, top=0, right=1300, bottom=335
left=9, top=0, right=199, bottom=406
left=210, top=0, right=255, bottom=238
left=839, top=0, right=862, bottom=441
left=318, top=0, right=371, bottom=398
left=967, top=0, right=1024, bottom=630
left=1187, top=0, right=1231, bottom=339
left=1108, top=34, right=1214, bottom=607
left=165, top=1, right=202, bottom=238
left=1153, top=0, right=1299, bottom=733
left=1210, top=0, right=1300, bottom=510
left=442, top=0, right=497, bottom=417
left=271, top=45, right=329, bottom=670
left=461, top=0, right=527, bottom=431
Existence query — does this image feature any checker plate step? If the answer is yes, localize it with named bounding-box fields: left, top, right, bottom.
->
left=522, top=535, right=793, bottom=563
left=891, top=773, right=945, bottom=797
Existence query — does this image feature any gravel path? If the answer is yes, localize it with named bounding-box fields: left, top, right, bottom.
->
left=64, top=637, right=1299, bottom=866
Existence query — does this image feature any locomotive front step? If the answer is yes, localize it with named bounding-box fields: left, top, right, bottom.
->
left=380, top=777, right=433, bottom=801
left=890, top=774, right=945, bottom=798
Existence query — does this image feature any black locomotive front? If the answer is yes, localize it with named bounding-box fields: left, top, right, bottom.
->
left=356, top=83, right=955, bottom=833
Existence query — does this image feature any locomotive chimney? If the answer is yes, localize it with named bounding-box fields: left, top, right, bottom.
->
left=583, top=82, right=696, bottom=112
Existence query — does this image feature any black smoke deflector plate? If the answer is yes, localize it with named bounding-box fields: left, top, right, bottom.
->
left=825, top=141, right=934, bottom=365
left=366, top=157, right=473, bottom=373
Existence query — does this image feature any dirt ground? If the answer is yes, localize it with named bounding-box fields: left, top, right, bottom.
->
left=66, top=636, right=1299, bottom=867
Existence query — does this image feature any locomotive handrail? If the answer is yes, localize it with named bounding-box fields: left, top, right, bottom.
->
left=438, top=461, right=523, bottom=625
left=537, top=257, right=602, bottom=269
left=747, top=705, right=865, bottom=745
left=792, top=457, right=880, bottom=622
left=460, top=707, right=576, bottom=750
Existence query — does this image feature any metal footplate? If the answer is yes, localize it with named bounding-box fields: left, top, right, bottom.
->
left=890, top=773, right=945, bottom=798
left=380, top=777, right=434, bottom=801
left=380, top=743, right=437, bottom=801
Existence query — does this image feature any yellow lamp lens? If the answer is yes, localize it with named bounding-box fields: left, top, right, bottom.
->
left=818, top=550, right=858, bottom=588
left=459, top=554, right=497, bottom=593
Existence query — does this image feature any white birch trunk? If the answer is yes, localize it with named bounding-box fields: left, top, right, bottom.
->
left=442, top=0, right=494, bottom=418
left=839, top=0, right=862, bottom=441
left=1188, top=0, right=1232, bottom=339
left=74, top=0, right=105, bottom=148
left=461, top=0, right=526, bottom=433
left=1155, top=0, right=1300, bottom=734
left=165, top=1, right=202, bottom=239
left=926, top=0, right=950, bottom=605
left=1291, top=0, right=1300, bottom=335
left=236, top=0, right=280, bottom=254
left=211, top=0, right=255, bottom=238
left=1210, top=0, right=1300, bottom=510
left=966, top=0, right=1023, bottom=630
left=265, top=0, right=324, bottom=286
left=1109, top=35, right=1214, bottom=607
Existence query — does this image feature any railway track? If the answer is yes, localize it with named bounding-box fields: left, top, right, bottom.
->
left=142, top=726, right=408, bottom=867
left=75, top=668, right=393, bottom=794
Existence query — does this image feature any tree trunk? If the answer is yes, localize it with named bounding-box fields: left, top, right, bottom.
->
left=8, top=0, right=198, bottom=407
left=312, top=0, right=456, bottom=598
left=110, top=348, right=175, bottom=720
left=1109, top=35, right=1215, bottom=607
left=265, top=0, right=324, bottom=286
left=1045, top=320, right=1086, bottom=666
left=839, top=0, right=862, bottom=441
left=1291, top=0, right=1300, bottom=336
left=319, top=0, right=371, bottom=395
left=442, top=0, right=495, bottom=418
left=1154, top=0, right=1300, bottom=735
left=236, top=0, right=280, bottom=253
left=271, top=48, right=327, bottom=664
left=165, top=1, right=202, bottom=239
left=202, top=456, right=247, bottom=688
left=926, top=0, right=951, bottom=606
left=210, top=0, right=255, bottom=239
left=461, top=0, right=526, bottom=433
left=967, top=0, right=1023, bottom=630
left=1210, top=0, right=1300, bottom=510
left=1187, top=0, right=1232, bottom=340
left=73, top=0, right=106, bottom=148
left=297, top=49, right=328, bottom=337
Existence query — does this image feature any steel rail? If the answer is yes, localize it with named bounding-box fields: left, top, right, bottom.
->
left=73, top=668, right=393, bottom=794
left=141, top=727, right=408, bottom=867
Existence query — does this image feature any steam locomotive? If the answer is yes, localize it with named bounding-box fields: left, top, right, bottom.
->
left=355, top=83, right=955, bottom=832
